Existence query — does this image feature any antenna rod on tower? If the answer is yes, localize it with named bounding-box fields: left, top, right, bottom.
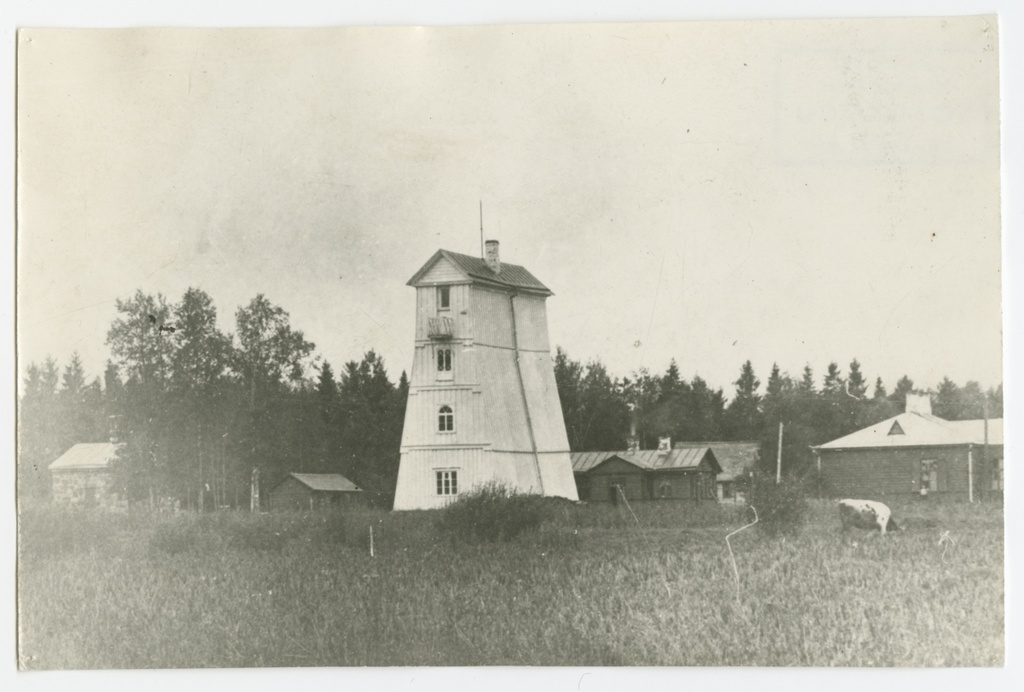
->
left=479, top=200, right=484, bottom=258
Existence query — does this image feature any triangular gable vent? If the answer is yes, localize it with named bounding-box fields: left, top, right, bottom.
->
left=888, top=420, right=905, bottom=436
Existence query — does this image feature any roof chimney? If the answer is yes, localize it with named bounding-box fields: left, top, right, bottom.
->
left=484, top=239, right=501, bottom=274
left=657, top=437, right=671, bottom=456
left=905, top=393, right=932, bottom=416
left=626, top=403, right=639, bottom=452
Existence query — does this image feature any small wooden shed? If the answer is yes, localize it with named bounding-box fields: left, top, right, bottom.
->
left=269, top=473, right=364, bottom=510
left=571, top=448, right=722, bottom=503
left=48, top=442, right=122, bottom=508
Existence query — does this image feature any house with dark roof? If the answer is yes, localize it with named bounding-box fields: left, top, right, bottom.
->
left=269, top=473, right=365, bottom=510
left=570, top=439, right=722, bottom=503
left=673, top=441, right=760, bottom=501
left=812, top=394, right=1003, bottom=502
left=48, top=442, right=123, bottom=509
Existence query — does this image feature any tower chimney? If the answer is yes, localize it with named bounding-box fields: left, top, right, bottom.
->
left=484, top=239, right=501, bottom=274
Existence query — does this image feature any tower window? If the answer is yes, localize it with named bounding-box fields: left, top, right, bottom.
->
left=436, top=470, right=458, bottom=496
left=438, top=405, right=454, bottom=432
left=437, top=348, right=452, bottom=372
left=438, top=286, right=450, bottom=311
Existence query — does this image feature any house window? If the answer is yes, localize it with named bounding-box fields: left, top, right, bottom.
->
left=438, top=405, right=454, bottom=432
left=888, top=421, right=905, bottom=435
left=921, top=460, right=938, bottom=493
left=436, top=470, right=458, bottom=496
left=658, top=480, right=672, bottom=498
left=992, top=458, right=1003, bottom=491
left=437, top=286, right=450, bottom=311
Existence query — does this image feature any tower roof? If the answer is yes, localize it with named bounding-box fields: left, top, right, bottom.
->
left=407, top=249, right=553, bottom=295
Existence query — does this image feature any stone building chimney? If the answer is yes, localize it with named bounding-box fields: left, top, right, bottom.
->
left=484, top=239, right=501, bottom=274
left=905, top=393, right=932, bottom=416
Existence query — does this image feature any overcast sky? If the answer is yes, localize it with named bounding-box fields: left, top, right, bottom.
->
left=17, top=17, right=1002, bottom=397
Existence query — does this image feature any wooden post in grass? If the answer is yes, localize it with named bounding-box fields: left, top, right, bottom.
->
left=776, top=422, right=784, bottom=484
left=968, top=444, right=974, bottom=503
left=250, top=466, right=260, bottom=513
left=370, top=526, right=375, bottom=558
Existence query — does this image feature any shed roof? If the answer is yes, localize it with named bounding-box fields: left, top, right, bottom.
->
left=571, top=448, right=722, bottom=475
left=813, top=412, right=1004, bottom=451
left=48, top=443, right=120, bottom=471
left=407, top=249, right=552, bottom=295
left=674, top=441, right=760, bottom=482
left=285, top=473, right=362, bottom=493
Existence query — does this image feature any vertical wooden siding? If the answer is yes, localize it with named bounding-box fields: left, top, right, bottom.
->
left=470, top=287, right=515, bottom=349
left=415, top=283, right=470, bottom=342
left=510, top=294, right=551, bottom=352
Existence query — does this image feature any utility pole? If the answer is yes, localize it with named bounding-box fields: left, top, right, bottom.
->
left=776, top=422, right=784, bottom=484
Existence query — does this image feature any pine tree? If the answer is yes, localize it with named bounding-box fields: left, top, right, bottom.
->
left=61, top=351, right=86, bottom=396
left=798, top=364, right=815, bottom=393
left=847, top=359, right=867, bottom=399
left=553, top=347, right=585, bottom=450
left=890, top=375, right=914, bottom=412
left=724, top=360, right=762, bottom=440
left=317, top=360, right=339, bottom=424
left=932, top=377, right=960, bottom=419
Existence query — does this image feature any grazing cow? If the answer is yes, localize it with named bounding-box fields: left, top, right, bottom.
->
left=838, top=499, right=899, bottom=534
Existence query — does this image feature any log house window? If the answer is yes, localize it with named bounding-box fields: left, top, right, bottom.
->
left=438, top=405, right=454, bottom=432
left=436, top=470, right=458, bottom=496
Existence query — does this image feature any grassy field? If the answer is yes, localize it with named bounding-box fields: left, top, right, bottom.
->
left=16, top=496, right=1003, bottom=668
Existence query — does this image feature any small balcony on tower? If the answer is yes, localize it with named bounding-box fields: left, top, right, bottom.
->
left=427, top=316, right=455, bottom=340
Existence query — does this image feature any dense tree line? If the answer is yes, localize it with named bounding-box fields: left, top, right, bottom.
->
left=18, top=288, right=407, bottom=508
left=19, top=287, right=1002, bottom=506
left=553, top=348, right=1003, bottom=478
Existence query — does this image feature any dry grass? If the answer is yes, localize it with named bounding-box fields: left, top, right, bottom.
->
left=16, top=497, right=1003, bottom=668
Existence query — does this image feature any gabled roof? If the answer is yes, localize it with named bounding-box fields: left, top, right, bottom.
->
left=407, top=249, right=553, bottom=295
left=813, top=412, right=1004, bottom=450
left=571, top=448, right=722, bottom=475
left=48, top=443, right=120, bottom=471
left=285, top=473, right=362, bottom=493
left=674, top=441, right=760, bottom=482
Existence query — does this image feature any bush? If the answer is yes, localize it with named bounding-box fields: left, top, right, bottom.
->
left=436, top=484, right=555, bottom=542
left=745, top=472, right=809, bottom=536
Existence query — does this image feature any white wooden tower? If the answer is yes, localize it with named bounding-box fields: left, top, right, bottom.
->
left=392, top=241, right=579, bottom=510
